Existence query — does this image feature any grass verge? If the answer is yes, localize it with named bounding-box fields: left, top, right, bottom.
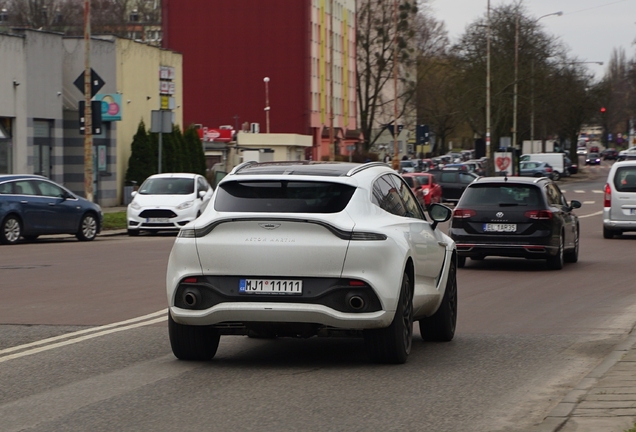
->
left=102, top=212, right=127, bottom=230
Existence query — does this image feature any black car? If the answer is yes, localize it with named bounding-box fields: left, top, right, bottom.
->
left=429, top=168, right=479, bottom=202
left=449, top=177, right=581, bottom=270
left=0, top=174, right=102, bottom=244
left=601, top=148, right=618, bottom=160
left=585, top=152, right=601, bottom=165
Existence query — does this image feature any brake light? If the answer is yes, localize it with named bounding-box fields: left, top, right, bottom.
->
left=604, top=183, right=611, bottom=207
left=183, top=277, right=198, bottom=283
left=348, top=280, right=366, bottom=286
left=524, top=210, right=553, bottom=220
left=453, top=209, right=476, bottom=219
left=545, top=167, right=552, bottom=172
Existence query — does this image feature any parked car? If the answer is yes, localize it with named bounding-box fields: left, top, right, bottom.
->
left=429, top=168, right=479, bottom=202
left=618, top=146, right=636, bottom=161
left=590, top=145, right=600, bottom=153
left=126, top=173, right=213, bottom=236
left=449, top=176, right=581, bottom=269
left=603, top=160, right=636, bottom=238
left=399, top=159, right=416, bottom=173
left=166, top=161, right=457, bottom=364
left=585, top=152, right=601, bottom=165
left=462, top=161, right=485, bottom=176
left=520, top=153, right=566, bottom=180
left=0, top=174, right=102, bottom=245
left=601, top=148, right=618, bottom=160
left=402, top=172, right=443, bottom=208
left=576, top=146, right=587, bottom=156
left=519, top=161, right=554, bottom=178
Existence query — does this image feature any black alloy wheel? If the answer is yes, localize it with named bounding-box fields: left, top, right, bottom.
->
left=420, top=259, right=458, bottom=342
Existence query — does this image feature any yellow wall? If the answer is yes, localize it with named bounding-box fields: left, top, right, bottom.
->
left=114, top=38, right=183, bottom=203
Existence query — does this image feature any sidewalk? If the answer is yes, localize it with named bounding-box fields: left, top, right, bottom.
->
left=534, top=331, right=636, bottom=432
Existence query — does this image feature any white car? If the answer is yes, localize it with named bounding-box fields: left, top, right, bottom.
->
left=127, top=173, right=213, bottom=236
left=166, top=161, right=457, bottom=364
left=603, top=160, right=636, bottom=238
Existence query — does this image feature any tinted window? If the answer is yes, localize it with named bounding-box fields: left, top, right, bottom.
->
left=459, top=173, right=477, bottom=184
left=400, top=161, right=414, bottom=168
left=415, top=176, right=430, bottom=186
left=460, top=184, right=543, bottom=207
left=614, top=166, right=636, bottom=192
left=14, top=180, right=38, bottom=195
left=441, top=172, right=456, bottom=183
left=391, top=174, right=425, bottom=220
left=372, top=174, right=405, bottom=216
left=402, top=176, right=414, bottom=188
left=215, top=180, right=356, bottom=213
left=139, top=177, right=194, bottom=195
left=197, top=177, right=209, bottom=192
left=0, top=182, right=11, bottom=194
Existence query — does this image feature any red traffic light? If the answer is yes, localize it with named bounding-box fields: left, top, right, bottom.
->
left=600, top=107, right=607, bottom=113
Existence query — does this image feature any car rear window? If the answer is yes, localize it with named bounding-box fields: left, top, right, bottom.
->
left=460, top=184, right=543, bottom=207
left=414, top=176, right=430, bottom=185
left=139, top=178, right=194, bottom=195
left=614, top=167, right=636, bottom=192
left=402, top=177, right=414, bottom=187
left=214, top=180, right=356, bottom=213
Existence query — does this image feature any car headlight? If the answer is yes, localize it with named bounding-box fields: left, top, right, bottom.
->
left=177, top=200, right=194, bottom=210
left=129, top=201, right=141, bottom=210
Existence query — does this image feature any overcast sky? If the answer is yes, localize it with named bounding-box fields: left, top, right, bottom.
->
left=429, top=0, right=636, bottom=80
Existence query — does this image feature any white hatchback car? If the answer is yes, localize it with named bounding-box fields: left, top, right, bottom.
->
left=166, top=161, right=457, bottom=364
left=603, top=160, right=636, bottom=238
left=127, top=173, right=213, bottom=236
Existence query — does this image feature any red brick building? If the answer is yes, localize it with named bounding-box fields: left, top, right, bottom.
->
left=162, top=0, right=359, bottom=160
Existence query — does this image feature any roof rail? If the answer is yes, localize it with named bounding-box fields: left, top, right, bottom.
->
left=346, top=162, right=390, bottom=177
left=533, top=177, right=548, bottom=183
left=229, top=161, right=259, bottom=175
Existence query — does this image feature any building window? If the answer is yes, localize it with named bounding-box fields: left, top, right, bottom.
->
left=0, top=8, right=8, bottom=22
left=129, top=9, right=139, bottom=22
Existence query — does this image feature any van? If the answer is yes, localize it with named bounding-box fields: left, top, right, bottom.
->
left=519, top=153, right=567, bottom=180
left=603, top=160, right=636, bottom=238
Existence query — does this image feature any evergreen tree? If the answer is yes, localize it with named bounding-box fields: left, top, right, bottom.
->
left=184, top=125, right=206, bottom=175
left=125, top=120, right=154, bottom=185
left=176, top=126, right=191, bottom=173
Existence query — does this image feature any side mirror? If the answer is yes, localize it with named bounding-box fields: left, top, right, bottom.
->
left=198, top=190, right=206, bottom=199
left=131, top=191, right=137, bottom=197
left=570, top=200, right=582, bottom=209
left=428, top=203, right=452, bottom=230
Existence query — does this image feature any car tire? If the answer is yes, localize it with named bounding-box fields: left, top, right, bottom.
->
left=552, top=171, right=561, bottom=181
left=419, top=259, right=457, bottom=342
left=564, top=226, right=579, bottom=263
left=457, top=255, right=466, bottom=268
left=1, top=215, right=22, bottom=245
left=76, top=213, right=98, bottom=241
left=364, top=272, right=413, bottom=364
left=127, top=229, right=139, bottom=237
left=603, top=227, right=615, bottom=239
left=168, top=313, right=220, bottom=361
left=547, top=233, right=564, bottom=270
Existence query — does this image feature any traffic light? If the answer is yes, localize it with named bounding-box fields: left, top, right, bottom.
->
left=600, top=107, right=606, bottom=114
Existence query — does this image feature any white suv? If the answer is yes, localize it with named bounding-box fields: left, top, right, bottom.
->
left=603, top=161, right=636, bottom=238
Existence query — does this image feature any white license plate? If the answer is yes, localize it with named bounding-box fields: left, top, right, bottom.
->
left=239, top=279, right=302, bottom=295
left=483, top=223, right=517, bottom=233
left=147, top=217, right=170, bottom=223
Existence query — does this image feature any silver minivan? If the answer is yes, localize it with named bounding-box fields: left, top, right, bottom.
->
left=603, top=161, right=636, bottom=238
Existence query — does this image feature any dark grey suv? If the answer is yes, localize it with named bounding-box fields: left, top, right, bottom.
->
left=449, top=177, right=581, bottom=270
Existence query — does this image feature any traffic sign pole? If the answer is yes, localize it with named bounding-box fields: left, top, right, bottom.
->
left=83, top=0, right=93, bottom=202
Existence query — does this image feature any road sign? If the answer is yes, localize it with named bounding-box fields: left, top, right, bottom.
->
left=79, top=100, right=102, bottom=135
left=74, top=69, right=105, bottom=98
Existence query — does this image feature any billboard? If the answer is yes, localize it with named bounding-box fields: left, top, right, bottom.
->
left=94, top=94, right=122, bottom=121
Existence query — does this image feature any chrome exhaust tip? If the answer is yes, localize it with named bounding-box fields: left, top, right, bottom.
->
left=348, top=295, right=365, bottom=311
left=183, top=289, right=200, bottom=308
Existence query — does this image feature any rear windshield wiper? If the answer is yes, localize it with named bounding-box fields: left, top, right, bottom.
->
left=499, top=202, right=520, bottom=207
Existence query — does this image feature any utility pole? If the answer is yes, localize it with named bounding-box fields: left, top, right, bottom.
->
left=83, top=0, right=93, bottom=201
left=512, top=14, right=519, bottom=175
left=486, top=0, right=491, bottom=165
left=329, top=0, right=335, bottom=161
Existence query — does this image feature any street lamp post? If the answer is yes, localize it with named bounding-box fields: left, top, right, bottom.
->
left=263, top=77, right=270, bottom=133
left=486, top=0, right=491, bottom=163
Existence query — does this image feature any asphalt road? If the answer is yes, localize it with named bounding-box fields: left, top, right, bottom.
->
left=2, top=161, right=635, bottom=432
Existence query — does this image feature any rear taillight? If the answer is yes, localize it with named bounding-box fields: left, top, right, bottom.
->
left=524, top=210, right=553, bottom=220
left=453, top=208, right=476, bottom=219
left=604, top=183, right=611, bottom=207
left=545, top=167, right=553, bottom=172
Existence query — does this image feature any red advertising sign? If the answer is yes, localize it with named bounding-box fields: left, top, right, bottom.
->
left=199, top=128, right=233, bottom=142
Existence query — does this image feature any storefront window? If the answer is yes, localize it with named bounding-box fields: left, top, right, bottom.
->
left=0, top=119, right=12, bottom=174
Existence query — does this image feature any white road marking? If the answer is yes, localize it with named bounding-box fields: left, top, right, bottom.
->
left=583, top=201, right=595, bottom=205
left=0, top=309, right=167, bottom=357
left=578, top=211, right=602, bottom=219
left=574, top=190, right=585, bottom=193
left=593, top=190, right=603, bottom=194
left=0, top=316, right=166, bottom=364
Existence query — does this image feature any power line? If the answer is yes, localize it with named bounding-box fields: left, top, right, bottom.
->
left=566, top=0, right=632, bottom=16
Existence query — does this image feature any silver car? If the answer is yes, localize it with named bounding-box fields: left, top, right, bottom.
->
left=603, top=161, right=636, bottom=238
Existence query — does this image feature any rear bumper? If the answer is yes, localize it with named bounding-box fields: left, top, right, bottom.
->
left=455, top=243, right=558, bottom=259
left=170, top=304, right=393, bottom=329
left=603, top=208, right=636, bottom=231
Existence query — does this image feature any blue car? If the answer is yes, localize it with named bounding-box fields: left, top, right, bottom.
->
left=0, top=174, right=103, bottom=245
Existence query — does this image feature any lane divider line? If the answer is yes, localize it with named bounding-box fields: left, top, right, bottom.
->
left=579, top=211, right=603, bottom=219
left=0, top=316, right=167, bottom=364
left=0, top=309, right=167, bottom=356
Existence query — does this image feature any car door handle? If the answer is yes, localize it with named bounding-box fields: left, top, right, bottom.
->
left=20, top=200, right=28, bottom=204
left=48, top=202, right=56, bottom=206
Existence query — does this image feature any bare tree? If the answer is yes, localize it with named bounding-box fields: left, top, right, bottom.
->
left=356, top=0, right=418, bottom=151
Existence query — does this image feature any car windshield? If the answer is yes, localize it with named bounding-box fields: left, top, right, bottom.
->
left=400, top=161, right=414, bottom=168
left=214, top=180, right=356, bottom=213
left=614, top=167, right=636, bottom=192
left=415, top=176, right=430, bottom=186
left=138, top=177, right=194, bottom=195
left=460, top=184, right=542, bottom=207
left=588, top=153, right=599, bottom=158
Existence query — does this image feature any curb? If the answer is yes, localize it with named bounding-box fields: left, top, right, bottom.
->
left=531, top=331, right=636, bottom=432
